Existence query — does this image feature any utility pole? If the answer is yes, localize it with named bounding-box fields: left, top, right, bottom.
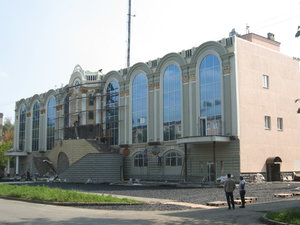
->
left=127, top=0, right=132, bottom=67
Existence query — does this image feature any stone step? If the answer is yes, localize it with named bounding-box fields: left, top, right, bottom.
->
left=273, top=193, right=293, bottom=198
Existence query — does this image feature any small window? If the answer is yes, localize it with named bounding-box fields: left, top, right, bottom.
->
left=265, top=116, right=271, bottom=130
left=134, top=153, right=148, bottom=167
left=277, top=118, right=283, bottom=131
left=165, top=151, right=182, bottom=166
left=263, top=75, right=269, bottom=88
left=88, top=111, right=94, bottom=120
left=89, top=95, right=94, bottom=106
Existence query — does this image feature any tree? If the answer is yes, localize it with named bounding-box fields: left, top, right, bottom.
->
left=0, top=117, right=14, bottom=176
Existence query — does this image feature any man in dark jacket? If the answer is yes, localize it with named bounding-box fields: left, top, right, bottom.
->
left=224, top=173, right=236, bottom=209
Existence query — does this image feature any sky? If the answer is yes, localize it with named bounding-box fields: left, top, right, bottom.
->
left=0, top=0, right=299, bottom=123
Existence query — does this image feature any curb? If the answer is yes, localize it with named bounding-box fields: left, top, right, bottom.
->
left=0, top=196, right=147, bottom=207
left=261, top=213, right=294, bottom=225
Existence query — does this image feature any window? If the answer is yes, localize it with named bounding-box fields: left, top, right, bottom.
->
left=132, top=73, right=148, bottom=143
left=88, top=111, right=94, bottom=120
left=264, top=116, right=271, bottom=130
left=263, top=75, right=269, bottom=88
left=32, top=102, right=40, bottom=151
left=165, top=151, right=182, bottom=166
left=47, top=97, right=56, bottom=150
left=89, top=94, right=94, bottom=106
left=163, top=64, right=182, bottom=141
left=277, top=117, right=283, bottom=131
left=19, top=105, right=26, bottom=151
left=64, top=96, right=69, bottom=128
left=106, top=81, right=119, bottom=145
left=134, top=152, right=148, bottom=167
left=200, top=54, right=222, bottom=136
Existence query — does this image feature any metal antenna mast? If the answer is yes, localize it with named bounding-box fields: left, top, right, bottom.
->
left=127, top=0, right=132, bottom=67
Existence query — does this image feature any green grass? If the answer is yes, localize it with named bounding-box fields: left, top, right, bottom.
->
left=0, top=184, right=141, bottom=203
left=266, top=210, right=300, bottom=225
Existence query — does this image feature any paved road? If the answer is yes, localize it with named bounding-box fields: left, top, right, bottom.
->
left=0, top=198, right=299, bottom=225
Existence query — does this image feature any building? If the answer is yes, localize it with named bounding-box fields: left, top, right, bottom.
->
left=6, top=32, right=300, bottom=183
left=0, top=113, right=3, bottom=143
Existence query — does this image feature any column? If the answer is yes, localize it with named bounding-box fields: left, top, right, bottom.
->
left=15, top=156, right=19, bottom=176
left=6, top=158, right=10, bottom=176
left=81, top=93, right=87, bottom=125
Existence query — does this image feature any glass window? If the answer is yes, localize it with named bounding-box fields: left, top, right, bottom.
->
left=163, top=64, right=182, bottom=141
left=88, top=111, right=94, bottom=120
left=19, top=105, right=26, bottom=151
left=64, top=96, right=69, bottom=128
left=265, top=116, right=271, bottom=130
left=32, top=102, right=40, bottom=151
left=134, top=152, right=148, bottom=167
left=47, top=97, right=56, bottom=150
left=89, top=94, right=94, bottom=106
left=199, top=54, right=222, bottom=135
left=132, top=73, right=148, bottom=143
left=277, top=117, right=283, bottom=131
left=106, top=81, right=119, bottom=145
left=165, top=151, right=182, bottom=166
left=263, top=75, right=269, bottom=88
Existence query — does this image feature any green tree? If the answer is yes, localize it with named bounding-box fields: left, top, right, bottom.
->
left=0, top=117, right=14, bottom=176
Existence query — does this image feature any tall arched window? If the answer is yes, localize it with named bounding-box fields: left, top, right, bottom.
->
left=32, top=102, right=40, bottom=151
left=106, top=81, right=119, bottom=145
left=199, top=54, right=222, bottom=135
left=47, top=96, right=56, bottom=150
left=163, top=64, right=182, bottom=141
left=64, top=96, right=69, bottom=128
left=132, top=73, right=148, bottom=143
left=19, top=105, right=26, bottom=151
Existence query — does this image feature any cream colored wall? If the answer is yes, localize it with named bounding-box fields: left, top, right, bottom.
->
left=237, top=37, right=300, bottom=173
left=47, top=139, right=98, bottom=169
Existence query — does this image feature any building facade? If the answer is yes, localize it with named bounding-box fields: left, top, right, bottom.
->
left=6, top=33, right=300, bottom=182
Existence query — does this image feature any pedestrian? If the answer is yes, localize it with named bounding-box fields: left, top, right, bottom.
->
left=239, top=176, right=246, bottom=208
left=224, top=173, right=236, bottom=209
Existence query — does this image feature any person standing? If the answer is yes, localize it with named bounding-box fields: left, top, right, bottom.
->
left=239, top=176, right=246, bottom=208
left=224, top=173, right=236, bottom=209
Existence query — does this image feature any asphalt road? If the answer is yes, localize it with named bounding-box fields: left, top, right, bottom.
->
left=0, top=198, right=300, bottom=225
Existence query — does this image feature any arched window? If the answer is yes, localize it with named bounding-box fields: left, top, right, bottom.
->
left=134, top=152, right=148, bottom=167
left=106, top=81, right=119, bottom=145
left=132, top=73, right=148, bottom=143
left=19, top=105, right=26, bottom=151
left=32, top=102, right=40, bottom=151
left=64, top=96, right=69, bottom=128
left=199, top=54, right=222, bottom=135
left=165, top=151, right=182, bottom=166
left=163, top=64, right=182, bottom=141
left=47, top=96, right=56, bottom=150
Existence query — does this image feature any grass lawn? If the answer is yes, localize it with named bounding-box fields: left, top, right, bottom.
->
left=0, top=184, right=141, bottom=203
left=266, top=210, right=300, bottom=225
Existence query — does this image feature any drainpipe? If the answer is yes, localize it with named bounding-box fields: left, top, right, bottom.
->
left=213, top=141, right=216, bottom=182
left=184, top=143, right=187, bottom=182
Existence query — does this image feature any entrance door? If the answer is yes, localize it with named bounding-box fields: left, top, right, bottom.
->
left=207, top=162, right=216, bottom=182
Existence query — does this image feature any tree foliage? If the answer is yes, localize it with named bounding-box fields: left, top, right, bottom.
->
left=0, top=117, right=14, bottom=174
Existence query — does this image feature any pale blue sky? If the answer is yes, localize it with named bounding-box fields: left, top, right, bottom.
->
left=0, top=0, right=299, bottom=122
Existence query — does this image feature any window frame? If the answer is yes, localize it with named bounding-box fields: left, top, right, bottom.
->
left=277, top=117, right=283, bottom=131
left=263, top=74, right=269, bottom=89
left=264, top=116, right=271, bottom=130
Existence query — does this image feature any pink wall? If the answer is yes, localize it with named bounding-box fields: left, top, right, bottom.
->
left=237, top=36, right=300, bottom=173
